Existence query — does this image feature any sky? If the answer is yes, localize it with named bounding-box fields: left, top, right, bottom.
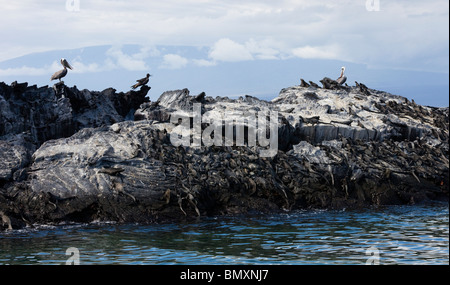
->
left=0, top=0, right=448, bottom=106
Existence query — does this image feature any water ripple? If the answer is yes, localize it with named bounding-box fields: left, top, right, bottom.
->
left=0, top=204, right=448, bottom=265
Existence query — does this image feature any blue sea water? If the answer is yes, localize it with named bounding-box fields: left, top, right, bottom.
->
left=0, top=203, right=448, bottom=265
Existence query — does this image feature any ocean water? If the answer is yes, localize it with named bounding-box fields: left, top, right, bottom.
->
left=0, top=203, right=448, bottom=265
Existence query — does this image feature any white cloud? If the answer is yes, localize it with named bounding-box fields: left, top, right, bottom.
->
left=0, top=60, right=61, bottom=77
left=192, top=59, right=217, bottom=67
left=0, top=0, right=448, bottom=73
left=193, top=38, right=286, bottom=65
left=291, top=45, right=341, bottom=60
left=105, top=46, right=149, bottom=71
left=209, top=38, right=254, bottom=62
left=160, top=54, right=189, bottom=70
left=70, top=60, right=102, bottom=74
left=0, top=46, right=157, bottom=77
left=0, top=66, right=49, bottom=77
left=244, top=39, right=282, bottom=60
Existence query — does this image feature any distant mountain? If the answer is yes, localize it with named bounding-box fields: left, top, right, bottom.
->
left=0, top=45, right=448, bottom=106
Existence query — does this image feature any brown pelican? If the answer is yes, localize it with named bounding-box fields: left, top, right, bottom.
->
left=50, top=58, right=73, bottom=82
left=131, top=73, right=151, bottom=89
left=336, top=66, right=347, bottom=85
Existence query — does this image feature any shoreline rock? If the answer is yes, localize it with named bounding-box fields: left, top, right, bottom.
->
left=1, top=81, right=448, bottom=230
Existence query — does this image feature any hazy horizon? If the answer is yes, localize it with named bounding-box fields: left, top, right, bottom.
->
left=0, top=1, right=448, bottom=107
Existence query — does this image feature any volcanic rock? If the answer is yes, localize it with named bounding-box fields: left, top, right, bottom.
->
left=1, top=81, right=448, bottom=230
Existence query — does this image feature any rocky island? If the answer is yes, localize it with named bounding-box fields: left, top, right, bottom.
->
left=1, top=80, right=448, bottom=230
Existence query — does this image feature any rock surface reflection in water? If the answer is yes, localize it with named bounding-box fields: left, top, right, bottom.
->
left=0, top=204, right=448, bottom=265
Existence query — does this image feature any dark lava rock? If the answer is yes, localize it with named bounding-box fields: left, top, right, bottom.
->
left=0, top=81, right=448, bottom=230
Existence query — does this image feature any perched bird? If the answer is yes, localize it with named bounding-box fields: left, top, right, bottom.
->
left=98, top=167, right=125, bottom=176
left=336, top=66, right=347, bottom=85
left=299, top=115, right=320, bottom=125
left=355, top=81, right=370, bottom=95
left=300, top=78, right=310, bottom=87
left=320, top=78, right=333, bottom=89
left=195, top=92, right=206, bottom=102
left=50, top=58, right=73, bottom=82
left=309, top=81, right=320, bottom=88
left=131, top=73, right=151, bottom=89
